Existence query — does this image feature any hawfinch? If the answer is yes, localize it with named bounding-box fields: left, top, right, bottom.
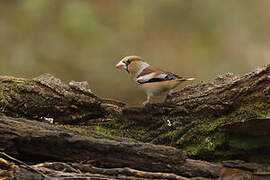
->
left=116, top=56, right=195, bottom=106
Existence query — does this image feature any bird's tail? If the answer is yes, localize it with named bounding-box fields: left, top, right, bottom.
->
left=174, top=77, right=195, bottom=82
left=185, top=78, right=195, bottom=81
left=170, top=77, right=195, bottom=83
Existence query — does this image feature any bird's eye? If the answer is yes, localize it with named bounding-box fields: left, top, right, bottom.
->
left=126, top=60, right=131, bottom=65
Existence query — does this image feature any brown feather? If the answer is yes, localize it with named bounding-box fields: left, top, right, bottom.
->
left=128, top=61, right=143, bottom=75
left=137, top=66, right=164, bottom=78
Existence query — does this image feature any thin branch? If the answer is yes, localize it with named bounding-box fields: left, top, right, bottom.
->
left=0, top=152, right=49, bottom=178
left=75, top=164, right=189, bottom=180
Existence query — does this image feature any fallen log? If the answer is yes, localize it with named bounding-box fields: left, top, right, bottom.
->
left=0, top=116, right=226, bottom=179
left=1, top=149, right=270, bottom=180
left=0, top=65, right=270, bottom=178
left=0, top=110, right=270, bottom=179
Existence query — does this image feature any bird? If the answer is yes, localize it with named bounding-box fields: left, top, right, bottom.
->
left=115, top=56, right=195, bottom=106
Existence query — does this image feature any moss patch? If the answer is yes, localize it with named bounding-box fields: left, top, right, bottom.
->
left=199, top=103, right=270, bottom=133
left=228, top=135, right=270, bottom=150
left=0, top=91, right=7, bottom=103
left=94, top=121, right=150, bottom=142
left=92, top=101, right=270, bottom=162
left=183, top=103, right=270, bottom=161
left=183, top=131, right=226, bottom=160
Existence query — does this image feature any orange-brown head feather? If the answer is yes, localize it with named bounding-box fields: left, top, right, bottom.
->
left=116, top=56, right=149, bottom=78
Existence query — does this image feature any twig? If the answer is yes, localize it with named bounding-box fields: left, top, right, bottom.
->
left=0, top=152, right=49, bottom=178
left=0, top=158, right=11, bottom=168
left=74, top=164, right=189, bottom=180
left=33, top=162, right=87, bottom=179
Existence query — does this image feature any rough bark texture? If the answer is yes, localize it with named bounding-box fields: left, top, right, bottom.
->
left=0, top=116, right=218, bottom=179
left=0, top=117, right=187, bottom=172
left=0, top=116, right=269, bottom=180
left=0, top=64, right=270, bottom=179
left=105, top=65, right=270, bottom=161
left=0, top=74, right=124, bottom=124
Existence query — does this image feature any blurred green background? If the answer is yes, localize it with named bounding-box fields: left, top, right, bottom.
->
left=0, top=1, right=269, bottom=105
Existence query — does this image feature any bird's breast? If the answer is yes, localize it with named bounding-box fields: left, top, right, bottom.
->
left=138, top=80, right=182, bottom=95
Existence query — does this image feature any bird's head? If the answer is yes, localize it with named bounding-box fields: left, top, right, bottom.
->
left=115, top=56, right=145, bottom=75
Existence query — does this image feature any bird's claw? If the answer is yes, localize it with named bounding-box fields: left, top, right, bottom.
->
left=142, top=101, right=149, bottom=107
left=166, top=93, right=172, bottom=98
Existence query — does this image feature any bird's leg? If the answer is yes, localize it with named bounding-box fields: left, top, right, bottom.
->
left=166, top=90, right=174, bottom=98
left=166, top=93, right=172, bottom=98
left=142, top=101, right=148, bottom=107
left=142, top=95, right=151, bottom=107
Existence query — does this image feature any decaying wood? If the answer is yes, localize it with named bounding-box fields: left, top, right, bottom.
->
left=114, top=65, right=270, bottom=162
left=220, top=117, right=270, bottom=136
left=1, top=151, right=270, bottom=180
left=0, top=116, right=188, bottom=176
left=0, top=152, right=48, bottom=178
left=120, top=65, right=270, bottom=137
left=0, top=65, right=270, bottom=179
left=0, top=74, right=124, bottom=124
left=0, top=157, right=190, bottom=180
left=1, top=116, right=270, bottom=179
left=0, top=116, right=227, bottom=179
left=0, top=66, right=269, bottom=126
left=56, top=163, right=190, bottom=180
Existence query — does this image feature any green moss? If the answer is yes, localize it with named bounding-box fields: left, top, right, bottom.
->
left=0, top=91, right=8, bottom=108
left=200, top=103, right=270, bottom=133
left=93, top=116, right=160, bottom=142
left=165, top=130, right=180, bottom=143
left=184, top=145, right=200, bottom=156
left=183, top=102, right=270, bottom=161
left=95, top=125, right=116, bottom=136
left=0, top=92, right=6, bottom=102
left=13, top=80, right=25, bottom=84
left=199, top=117, right=228, bottom=132
left=153, top=128, right=181, bottom=146
left=63, top=125, right=93, bottom=136
left=183, top=131, right=270, bottom=161
left=228, top=135, right=270, bottom=150
left=91, top=101, right=270, bottom=162
left=94, top=123, right=143, bottom=140
left=183, top=131, right=226, bottom=160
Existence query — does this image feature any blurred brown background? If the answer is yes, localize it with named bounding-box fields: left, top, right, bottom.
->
left=0, top=0, right=269, bottom=105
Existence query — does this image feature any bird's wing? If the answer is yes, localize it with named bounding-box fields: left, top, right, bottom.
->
left=136, top=66, right=183, bottom=84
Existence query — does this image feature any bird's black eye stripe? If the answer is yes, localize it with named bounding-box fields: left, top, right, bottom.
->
left=125, top=60, right=131, bottom=66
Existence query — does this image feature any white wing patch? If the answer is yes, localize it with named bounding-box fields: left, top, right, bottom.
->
left=136, top=72, right=156, bottom=83
left=136, top=72, right=167, bottom=84
left=155, top=73, right=167, bottom=79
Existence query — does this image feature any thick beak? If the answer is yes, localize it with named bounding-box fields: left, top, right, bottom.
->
left=115, top=61, right=126, bottom=70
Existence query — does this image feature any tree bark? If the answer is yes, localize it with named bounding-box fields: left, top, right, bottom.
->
left=0, top=65, right=270, bottom=179
left=0, top=74, right=124, bottom=124
left=114, top=64, right=270, bottom=161
left=0, top=116, right=223, bottom=179
left=1, top=116, right=269, bottom=180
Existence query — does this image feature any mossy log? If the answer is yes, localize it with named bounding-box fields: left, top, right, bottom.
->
left=1, top=116, right=270, bottom=179
left=0, top=116, right=223, bottom=179
left=0, top=74, right=124, bottom=124
left=1, top=116, right=270, bottom=180
left=0, top=65, right=270, bottom=163
left=108, top=64, right=270, bottom=161
left=1, top=65, right=270, bottom=179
